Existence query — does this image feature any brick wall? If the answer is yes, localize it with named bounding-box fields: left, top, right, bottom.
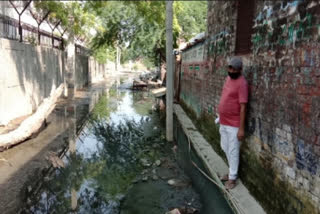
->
left=179, top=1, right=320, bottom=213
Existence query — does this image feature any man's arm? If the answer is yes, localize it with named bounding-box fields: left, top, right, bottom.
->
left=237, top=103, right=246, bottom=141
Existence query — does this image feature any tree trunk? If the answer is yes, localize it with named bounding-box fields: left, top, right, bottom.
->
left=0, top=84, right=64, bottom=151
left=116, top=44, right=121, bottom=71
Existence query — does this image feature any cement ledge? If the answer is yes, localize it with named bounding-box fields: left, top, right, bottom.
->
left=173, top=104, right=266, bottom=214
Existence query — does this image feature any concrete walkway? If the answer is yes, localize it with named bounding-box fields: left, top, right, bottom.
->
left=174, top=104, right=265, bottom=214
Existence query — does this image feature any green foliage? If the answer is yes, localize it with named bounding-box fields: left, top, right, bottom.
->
left=89, top=1, right=163, bottom=64
left=175, top=1, right=207, bottom=40
left=133, top=64, right=138, bottom=71
left=34, top=1, right=96, bottom=39
left=90, top=87, right=121, bottom=122
left=92, top=45, right=116, bottom=64
left=90, top=94, right=111, bottom=121
left=34, top=1, right=207, bottom=65
left=34, top=1, right=67, bottom=23
left=90, top=1, right=207, bottom=66
left=142, top=58, right=155, bottom=70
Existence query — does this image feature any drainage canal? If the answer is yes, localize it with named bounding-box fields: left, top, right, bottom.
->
left=20, top=80, right=233, bottom=214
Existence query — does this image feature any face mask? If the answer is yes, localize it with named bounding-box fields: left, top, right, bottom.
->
left=228, top=72, right=241, bottom=79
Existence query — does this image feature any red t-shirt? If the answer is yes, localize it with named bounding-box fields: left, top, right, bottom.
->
left=218, top=75, right=248, bottom=127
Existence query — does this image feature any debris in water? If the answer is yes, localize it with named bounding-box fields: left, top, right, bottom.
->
left=141, top=169, right=148, bottom=175
left=162, top=159, right=176, bottom=169
left=167, top=179, right=190, bottom=187
left=157, top=168, right=176, bottom=180
left=132, top=80, right=147, bottom=90
left=142, top=148, right=150, bottom=153
left=166, top=207, right=198, bottom=214
left=27, top=198, right=32, bottom=205
left=115, top=194, right=126, bottom=201
left=46, top=152, right=65, bottom=168
left=142, top=176, right=148, bottom=181
left=132, top=71, right=162, bottom=91
left=179, top=207, right=199, bottom=214
left=132, top=178, right=139, bottom=184
left=172, top=145, right=178, bottom=154
left=27, top=185, right=32, bottom=193
left=165, top=208, right=181, bottom=214
left=140, top=158, right=151, bottom=167
left=155, top=160, right=161, bottom=166
left=152, top=175, right=159, bottom=180
left=152, top=104, right=157, bottom=111
left=151, top=87, right=166, bottom=97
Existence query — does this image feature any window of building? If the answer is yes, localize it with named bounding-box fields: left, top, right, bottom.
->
left=235, top=0, right=255, bottom=55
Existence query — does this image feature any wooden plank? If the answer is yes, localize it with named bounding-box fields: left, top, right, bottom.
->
left=151, top=87, right=166, bottom=97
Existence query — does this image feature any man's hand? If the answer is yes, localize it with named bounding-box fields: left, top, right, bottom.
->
left=237, top=129, right=245, bottom=141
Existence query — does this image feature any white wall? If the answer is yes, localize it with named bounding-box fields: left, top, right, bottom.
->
left=0, top=37, right=111, bottom=125
left=0, top=38, right=66, bottom=125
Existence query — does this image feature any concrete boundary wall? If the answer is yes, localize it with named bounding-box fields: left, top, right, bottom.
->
left=75, top=54, right=89, bottom=89
left=0, top=38, right=109, bottom=126
left=88, top=57, right=106, bottom=84
left=0, top=38, right=66, bottom=125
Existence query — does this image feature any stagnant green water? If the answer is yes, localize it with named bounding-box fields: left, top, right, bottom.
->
left=20, top=82, right=233, bottom=214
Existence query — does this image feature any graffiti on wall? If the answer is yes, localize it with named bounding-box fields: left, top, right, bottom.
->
left=180, top=0, right=320, bottom=179
left=296, top=139, right=318, bottom=175
left=253, top=2, right=320, bottom=51
left=207, top=31, right=231, bottom=56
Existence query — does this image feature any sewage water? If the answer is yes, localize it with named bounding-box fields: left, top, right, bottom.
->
left=20, top=80, right=233, bottom=214
left=19, top=82, right=198, bottom=214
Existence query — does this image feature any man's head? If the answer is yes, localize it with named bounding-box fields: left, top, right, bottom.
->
left=228, top=57, right=242, bottom=79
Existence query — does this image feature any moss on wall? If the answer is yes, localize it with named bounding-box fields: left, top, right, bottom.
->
left=178, top=100, right=317, bottom=214
left=239, top=143, right=317, bottom=214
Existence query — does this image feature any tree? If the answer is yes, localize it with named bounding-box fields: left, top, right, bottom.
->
left=90, top=1, right=207, bottom=66
left=34, top=1, right=96, bottom=42
left=33, top=1, right=207, bottom=66
left=175, top=1, right=207, bottom=41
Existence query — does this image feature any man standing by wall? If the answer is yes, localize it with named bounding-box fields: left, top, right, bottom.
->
left=218, top=57, right=248, bottom=189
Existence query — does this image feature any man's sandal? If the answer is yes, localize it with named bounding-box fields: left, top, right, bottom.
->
left=219, top=174, right=229, bottom=182
left=225, top=179, right=237, bottom=190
